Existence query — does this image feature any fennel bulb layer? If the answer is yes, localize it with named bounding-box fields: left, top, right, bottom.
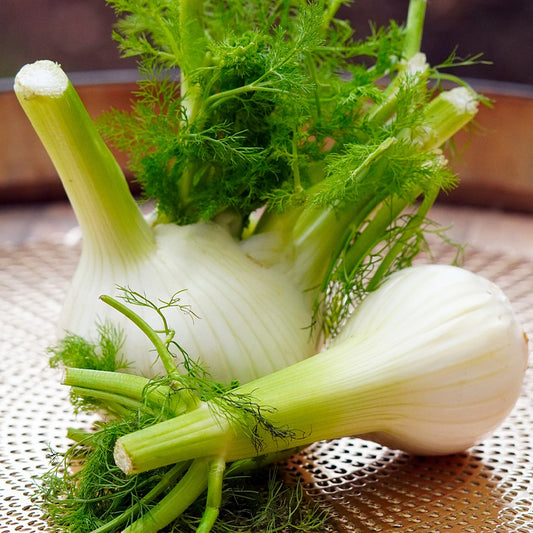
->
left=114, top=264, right=529, bottom=473
left=60, top=221, right=316, bottom=383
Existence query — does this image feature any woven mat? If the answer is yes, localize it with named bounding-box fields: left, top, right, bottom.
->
left=1, top=240, right=532, bottom=532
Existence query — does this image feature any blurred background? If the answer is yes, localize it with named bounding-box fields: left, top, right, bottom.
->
left=0, top=0, right=532, bottom=208
left=1, top=0, right=532, bottom=83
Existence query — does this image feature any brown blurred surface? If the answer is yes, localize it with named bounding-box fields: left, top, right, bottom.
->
left=0, top=0, right=128, bottom=77
left=339, top=0, right=533, bottom=86
left=1, top=0, right=532, bottom=83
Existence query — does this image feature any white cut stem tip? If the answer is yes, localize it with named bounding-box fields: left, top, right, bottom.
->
left=405, top=52, right=428, bottom=75
left=14, top=60, right=69, bottom=99
left=443, top=86, right=479, bottom=115
left=113, top=439, right=134, bottom=475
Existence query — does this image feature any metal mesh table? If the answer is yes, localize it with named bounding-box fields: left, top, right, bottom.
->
left=1, top=239, right=532, bottom=532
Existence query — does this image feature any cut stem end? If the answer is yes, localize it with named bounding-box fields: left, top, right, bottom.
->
left=14, top=60, right=68, bottom=99
left=114, top=439, right=134, bottom=475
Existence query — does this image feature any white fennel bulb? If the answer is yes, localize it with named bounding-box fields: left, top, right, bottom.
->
left=61, top=221, right=315, bottom=382
left=14, top=60, right=316, bottom=383
left=331, top=263, right=529, bottom=454
left=114, top=264, right=529, bottom=474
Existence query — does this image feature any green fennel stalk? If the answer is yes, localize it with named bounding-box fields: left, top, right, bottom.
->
left=403, top=0, right=427, bottom=60
left=14, top=64, right=153, bottom=264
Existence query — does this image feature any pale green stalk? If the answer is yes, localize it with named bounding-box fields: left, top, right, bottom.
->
left=114, top=452, right=294, bottom=533
left=98, top=293, right=202, bottom=411
left=69, top=386, right=143, bottom=412
left=196, top=457, right=226, bottom=533
left=65, top=427, right=92, bottom=443
left=177, top=0, right=207, bottom=207
left=341, top=88, right=477, bottom=285
left=113, top=335, right=394, bottom=474
left=63, top=367, right=151, bottom=401
left=63, top=368, right=187, bottom=417
left=99, top=294, right=181, bottom=380
left=365, top=185, right=439, bottom=292
left=340, top=194, right=410, bottom=278
left=180, top=0, right=207, bottom=119
left=417, top=87, right=479, bottom=150
left=365, top=53, right=429, bottom=129
left=321, top=0, right=346, bottom=33
left=122, top=458, right=211, bottom=533
left=290, top=86, right=478, bottom=294
left=14, top=61, right=154, bottom=265
left=402, top=0, right=427, bottom=60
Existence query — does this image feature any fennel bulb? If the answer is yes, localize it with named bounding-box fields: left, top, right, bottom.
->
left=113, top=264, right=529, bottom=474
left=15, top=1, right=481, bottom=385
left=62, top=222, right=317, bottom=382
left=14, top=60, right=316, bottom=383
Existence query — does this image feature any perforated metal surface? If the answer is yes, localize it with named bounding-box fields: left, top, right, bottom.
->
left=1, top=240, right=532, bottom=532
